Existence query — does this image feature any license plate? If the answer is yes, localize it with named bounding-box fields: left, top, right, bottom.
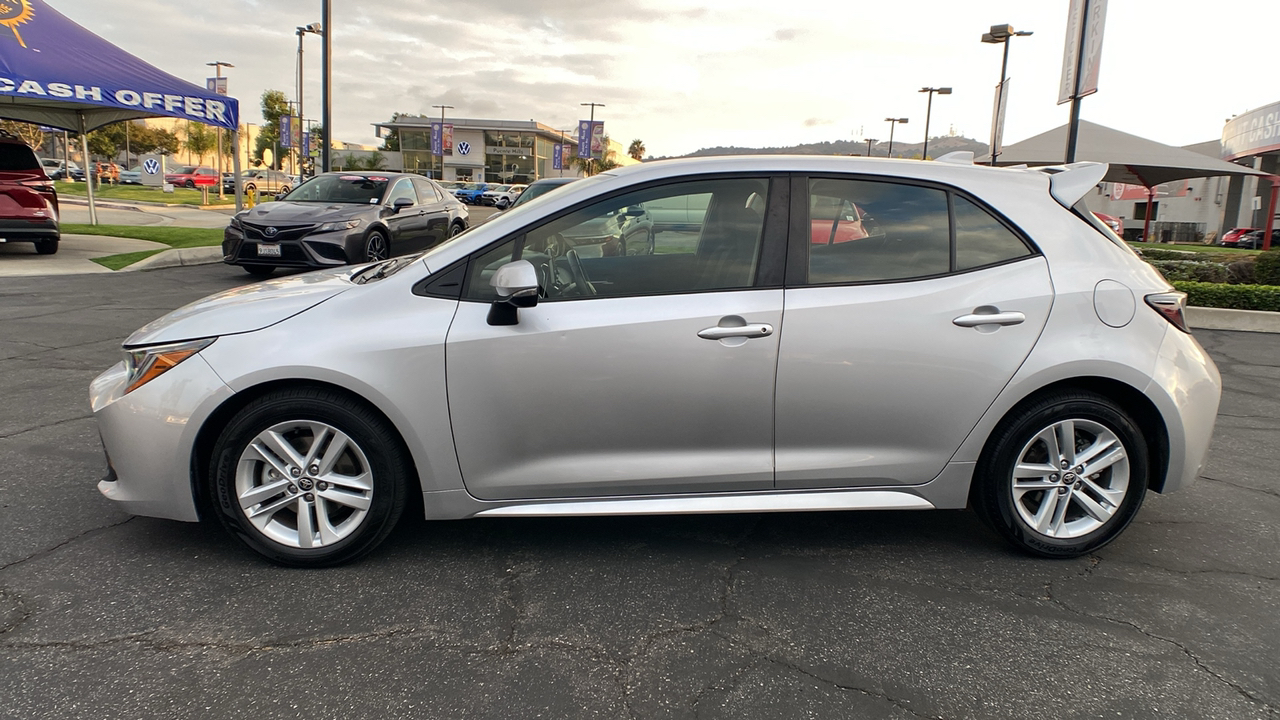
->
left=256, top=243, right=282, bottom=257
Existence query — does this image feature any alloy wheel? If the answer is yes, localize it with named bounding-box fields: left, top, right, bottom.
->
left=1009, top=418, right=1130, bottom=539
left=365, top=233, right=388, bottom=261
left=233, top=420, right=374, bottom=549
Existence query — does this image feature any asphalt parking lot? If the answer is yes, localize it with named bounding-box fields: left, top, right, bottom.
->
left=1, top=264, right=1277, bottom=719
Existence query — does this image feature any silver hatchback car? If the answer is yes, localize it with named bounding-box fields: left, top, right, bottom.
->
left=91, top=155, right=1221, bottom=566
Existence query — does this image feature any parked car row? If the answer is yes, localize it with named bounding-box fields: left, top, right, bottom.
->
left=1231, top=228, right=1280, bottom=250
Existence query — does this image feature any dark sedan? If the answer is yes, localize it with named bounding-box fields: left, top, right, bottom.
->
left=222, top=172, right=469, bottom=276
left=1236, top=229, right=1280, bottom=250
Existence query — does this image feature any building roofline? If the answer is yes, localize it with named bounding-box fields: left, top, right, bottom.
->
left=372, top=116, right=579, bottom=143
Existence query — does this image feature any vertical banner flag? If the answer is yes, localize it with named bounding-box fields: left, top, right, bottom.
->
left=302, top=131, right=311, bottom=157
left=442, top=124, right=454, bottom=155
left=205, top=77, right=228, bottom=95
left=1058, top=0, right=1108, bottom=105
left=280, top=115, right=294, bottom=148
left=552, top=144, right=563, bottom=170
left=431, top=122, right=442, bottom=155
left=289, top=116, right=302, bottom=149
left=577, top=121, right=605, bottom=158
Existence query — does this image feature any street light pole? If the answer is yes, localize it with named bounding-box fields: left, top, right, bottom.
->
left=431, top=104, right=453, bottom=180
left=982, top=24, right=1033, bottom=166
left=581, top=102, right=604, bottom=175
left=918, top=87, right=951, bottom=160
left=296, top=24, right=322, bottom=178
left=865, top=138, right=877, bottom=157
left=207, top=61, right=233, bottom=198
left=321, top=0, right=332, bottom=173
left=884, top=118, right=908, bottom=158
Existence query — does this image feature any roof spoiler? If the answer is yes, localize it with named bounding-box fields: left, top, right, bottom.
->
left=1037, top=162, right=1109, bottom=208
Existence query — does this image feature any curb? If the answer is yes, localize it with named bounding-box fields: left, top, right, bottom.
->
left=1187, top=306, right=1280, bottom=334
left=61, top=196, right=238, bottom=211
left=122, top=246, right=224, bottom=272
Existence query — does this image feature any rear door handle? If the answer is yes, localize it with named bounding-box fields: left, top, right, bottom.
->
left=698, top=323, right=774, bottom=340
left=953, top=310, right=1026, bottom=328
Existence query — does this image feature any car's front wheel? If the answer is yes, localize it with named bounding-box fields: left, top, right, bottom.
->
left=971, top=391, right=1147, bottom=558
left=210, top=387, right=411, bottom=566
left=363, top=231, right=389, bottom=262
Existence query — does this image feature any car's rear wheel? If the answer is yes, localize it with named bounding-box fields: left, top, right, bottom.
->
left=971, top=391, right=1147, bottom=558
left=210, top=387, right=410, bottom=566
left=244, top=265, right=275, bottom=277
left=34, top=238, right=58, bottom=255
left=364, top=231, right=389, bottom=262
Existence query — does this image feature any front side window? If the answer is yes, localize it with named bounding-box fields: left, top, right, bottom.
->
left=386, top=178, right=418, bottom=206
left=805, top=178, right=950, bottom=285
left=465, top=177, right=771, bottom=302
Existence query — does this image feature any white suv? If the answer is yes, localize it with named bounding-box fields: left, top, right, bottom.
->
left=481, top=184, right=526, bottom=209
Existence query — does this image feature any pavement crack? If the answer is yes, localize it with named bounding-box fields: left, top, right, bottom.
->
left=0, top=588, right=30, bottom=636
left=0, top=517, right=134, bottom=574
left=1200, top=474, right=1280, bottom=500
left=0, top=414, right=95, bottom=441
left=758, top=655, right=941, bottom=719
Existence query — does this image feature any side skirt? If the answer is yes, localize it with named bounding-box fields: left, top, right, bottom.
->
left=475, top=489, right=933, bottom=518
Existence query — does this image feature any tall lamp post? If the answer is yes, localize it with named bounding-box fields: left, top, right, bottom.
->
left=431, top=104, right=453, bottom=180
left=884, top=118, right=908, bottom=158
left=320, top=0, right=332, bottom=173
left=296, top=23, right=322, bottom=177
left=918, top=87, right=951, bottom=160
left=207, top=61, right=233, bottom=198
left=982, top=24, right=1033, bottom=166
left=865, top=138, right=877, bottom=157
left=581, top=102, right=604, bottom=175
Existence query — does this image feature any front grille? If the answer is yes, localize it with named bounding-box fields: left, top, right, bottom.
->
left=242, top=222, right=316, bottom=243
left=236, top=241, right=312, bottom=265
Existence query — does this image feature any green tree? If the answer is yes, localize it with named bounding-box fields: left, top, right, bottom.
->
left=183, top=122, right=217, bottom=165
left=571, top=135, right=622, bottom=176
left=253, top=89, right=290, bottom=167
left=628, top=138, right=645, bottom=161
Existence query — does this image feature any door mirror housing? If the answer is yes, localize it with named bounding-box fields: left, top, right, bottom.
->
left=392, top=197, right=415, bottom=212
left=487, top=259, right=540, bottom=326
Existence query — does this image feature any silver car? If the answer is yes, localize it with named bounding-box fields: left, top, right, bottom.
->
left=90, top=154, right=1221, bottom=566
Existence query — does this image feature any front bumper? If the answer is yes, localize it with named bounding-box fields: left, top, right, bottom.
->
left=222, top=226, right=357, bottom=269
left=91, top=354, right=234, bottom=521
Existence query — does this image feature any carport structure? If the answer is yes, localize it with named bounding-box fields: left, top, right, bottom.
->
left=0, top=0, right=242, bottom=223
left=982, top=121, right=1276, bottom=248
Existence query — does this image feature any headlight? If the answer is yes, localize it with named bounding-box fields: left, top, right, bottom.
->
left=122, top=338, right=214, bottom=394
left=316, top=218, right=362, bottom=233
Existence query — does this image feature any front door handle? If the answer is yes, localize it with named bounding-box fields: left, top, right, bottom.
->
left=953, top=310, right=1026, bottom=328
left=698, top=323, right=774, bottom=340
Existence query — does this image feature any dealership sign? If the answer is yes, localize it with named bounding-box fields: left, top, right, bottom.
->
left=1058, top=0, right=1108, bottom=105
left=1222, top=101, right=1280, bottom=161
left=578, top=120, right=604, bottom=158
left=431, top=123, right=453, bottom=155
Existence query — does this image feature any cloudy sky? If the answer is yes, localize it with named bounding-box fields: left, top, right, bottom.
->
left=52, top=0, right=1280, bottom=156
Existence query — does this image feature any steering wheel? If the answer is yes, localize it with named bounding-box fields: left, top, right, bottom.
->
left=564, top=248, right=597, bottom=297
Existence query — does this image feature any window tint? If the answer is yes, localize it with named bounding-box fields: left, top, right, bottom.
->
left=465, top=178, right=770, bottom=302
left=805, top=178, right=949, bottom=284
left=411, top=177, right=440, bottom=201
left=386, top=177, right=418, bottom=206
left=954, top=196, right=1031, bottom=269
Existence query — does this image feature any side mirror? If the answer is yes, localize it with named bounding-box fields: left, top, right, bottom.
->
left=392, top=197, right=415, bottom=212
left=623, top=206, right=646, bottom=217
left=487, top=260, right=540, bottom=326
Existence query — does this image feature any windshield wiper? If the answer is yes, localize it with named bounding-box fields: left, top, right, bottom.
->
left=352, top=256, right=415, bottom=284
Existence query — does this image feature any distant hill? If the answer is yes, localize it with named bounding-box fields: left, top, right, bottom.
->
left=672, top=134, right=989, bottom=160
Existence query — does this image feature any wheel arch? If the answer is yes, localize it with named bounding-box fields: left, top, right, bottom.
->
left=190, top=378, right=425, bottom=522
left=976, top=376, right=1171, bottom=495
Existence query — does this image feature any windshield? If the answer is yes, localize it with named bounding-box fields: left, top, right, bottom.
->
left=510, top=180, right=572, bottom=209
left=462, top=183, right=484, bottom=190
left=282, top=174, right=388, bottom=203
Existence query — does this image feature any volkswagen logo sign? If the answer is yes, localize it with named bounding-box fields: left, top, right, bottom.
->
left=263, top=226, right=279, bottom=238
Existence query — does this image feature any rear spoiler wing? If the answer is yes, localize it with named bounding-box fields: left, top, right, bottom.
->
left=933, top=152, right=1108, bottom=209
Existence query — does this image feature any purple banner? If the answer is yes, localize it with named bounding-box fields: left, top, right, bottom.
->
left=552, top=143, right=563, bottom=170
left=280, top=115, right=293, bottom=148
left=431, top=122, right=442, bottom=155
left=577, top=121, right=591, bottom=158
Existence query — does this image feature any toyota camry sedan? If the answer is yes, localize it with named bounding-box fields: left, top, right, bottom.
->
left=91, top=154, right=1221, bottom=566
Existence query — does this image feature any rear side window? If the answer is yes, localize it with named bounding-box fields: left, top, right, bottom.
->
left=0, top=143, right=40, bottom=171
left=954, top=196, right=1032, bottom=270
left=805, top=178, right=950, bottom=284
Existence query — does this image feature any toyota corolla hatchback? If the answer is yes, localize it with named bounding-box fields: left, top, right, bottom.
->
left=91, top=154, right=1221, bottom=566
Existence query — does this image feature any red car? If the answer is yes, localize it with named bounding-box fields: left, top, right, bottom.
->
left=811, top=196, right=870, bottom=244
left=0, top=134, right=59, bottom=255
left=1220, top=227, right=1258, bottom=247
left=164, top=165, right=219, bottom=189
left=1093, top=212, right=1123, bottom=236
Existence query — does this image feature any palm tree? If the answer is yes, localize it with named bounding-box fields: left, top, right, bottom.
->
left=571, top=135, right=622, bottom=176
left=628, top=138, right=646, bottom=161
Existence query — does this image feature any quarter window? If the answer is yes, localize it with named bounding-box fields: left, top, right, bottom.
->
left=465, top=178, right=771, bottom=301
left=805, top=178, right=950, bottom=285
left=954, top=196, right=1031, bottom=270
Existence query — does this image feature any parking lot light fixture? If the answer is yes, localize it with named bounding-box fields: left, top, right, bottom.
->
left=983, top=24, right=1033, bottom=166
left=884, top=118, right=908, bottom=157
left=918, top=87, right=951, bottom=160
left=865, top=138, right=877, bottom=157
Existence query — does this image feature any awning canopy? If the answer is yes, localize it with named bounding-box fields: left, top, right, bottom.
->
left=0, top=0, right=238, bottom=132
left=981, top=120, right=1263, bottom=187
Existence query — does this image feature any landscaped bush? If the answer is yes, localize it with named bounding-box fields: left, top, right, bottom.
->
left=1173, top=281, right=1280, bottom=312
left=1227, top=259, right=1256, bottom=285
left=1148, top=260, right=1228, bottom=284
left=1255, top=251, right=1280, bottom=286
left=1135, top=247, right=1199, bottom=261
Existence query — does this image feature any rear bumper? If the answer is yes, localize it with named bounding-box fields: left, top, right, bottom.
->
left=0, top=217, right=58, bottom=242
left=1145, top=328, right=1222, bottom=493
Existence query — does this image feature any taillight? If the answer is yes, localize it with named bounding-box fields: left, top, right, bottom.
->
left=1145, top=292, right=1190, bottom=333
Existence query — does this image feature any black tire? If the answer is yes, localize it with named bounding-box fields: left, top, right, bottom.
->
left=244, top=265, right=275, bottom=277
left=363, top=230, right=389, bottom=262
left=971, top=391, right=1148, bottom=558
left=449, top=221, right=464, bottom=239
left=34, top=238, right=58, bottom=255
left=185, top=180, right=196, bottom=189
left=209, top=387, right=411, bottom=567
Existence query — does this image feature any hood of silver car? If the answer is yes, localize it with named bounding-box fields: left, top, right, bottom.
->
left=124, top=267, right=356, bottom=346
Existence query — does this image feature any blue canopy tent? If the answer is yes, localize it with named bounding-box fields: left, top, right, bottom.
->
left=0, top=0, right=242, bottom=222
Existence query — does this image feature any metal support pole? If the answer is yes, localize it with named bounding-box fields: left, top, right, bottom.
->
left=297, top=31, right=304, bottom=179
left=1142, top=187, right=1154, bottom=243
left=79, top=114, right=96, bottom=225
left=888, top=122, right=896, bottom=157
left=231, top=129, right=243, bottom=212
left=62, top=130, right=70, bottom=182
left=923, top=92, right=934, bottom=160
left=321, top=0, right=332, bottom=173
left=991, top=40, right=1010, bottom=165
left=1064, top=1, right=1092, bottom=163
left=1264, top=180, right=1279, bottom=252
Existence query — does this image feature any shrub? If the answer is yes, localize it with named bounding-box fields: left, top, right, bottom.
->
left=1227, top=259, right=1256, bottom=285
left=1148, top=260, right=1228, bottom=284
left=1173, top=281, right=1280, bottom=312
left=1136, top=247, right=1198, bottom=261
left=1255, top=251, right=1280, bottom=286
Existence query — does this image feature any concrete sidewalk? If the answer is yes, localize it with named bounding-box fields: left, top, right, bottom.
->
left=0, top=234, right=167, bottom=277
